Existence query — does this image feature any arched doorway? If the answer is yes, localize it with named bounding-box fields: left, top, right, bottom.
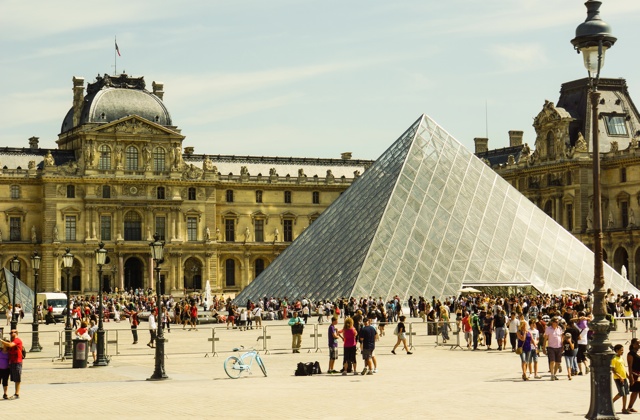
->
left=613, top=246, right=629, bottom=278
left=635, top=247, right=640, bottom=287
left=124, top=257, right=144, bottom=291
left=183, top=257, right=202, bottom=292
left=59, top=258, right=82, bottom=292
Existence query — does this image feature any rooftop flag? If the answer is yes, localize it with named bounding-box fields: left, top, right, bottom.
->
left=115, top=41, right=121, bottom=57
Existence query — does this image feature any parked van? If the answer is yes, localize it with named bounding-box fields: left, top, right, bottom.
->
left=37, top=292, right=68, bottom=320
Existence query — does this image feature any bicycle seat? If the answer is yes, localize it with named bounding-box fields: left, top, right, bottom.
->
left=232, top=347, right=241, bottom=352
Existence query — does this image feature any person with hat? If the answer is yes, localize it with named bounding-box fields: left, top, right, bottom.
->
left=543, top=317, right=564, bottom=381
left=0, top=329, right=23, bottom=400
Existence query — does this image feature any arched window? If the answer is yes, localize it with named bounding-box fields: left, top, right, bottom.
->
left=124, top=211, right=142, bottom=241
left=254, top=258, right=265, bottom=278
left=125, top=146, right=138, bottom=171
left=544, top=200, right=553, bottom=219
left=225, top=259, right=235, bottom=286
left=153, top=147, right=166, bottom=172
left=98, top=145, right=111, bottom=170
left=546, top=132, right=555, bottom=159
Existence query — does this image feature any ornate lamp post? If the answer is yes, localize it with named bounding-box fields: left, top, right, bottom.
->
left=30, top=251, right=42, bottom=352
left=148, top=233, right=168, bottom=380
left=571, top=1, right=617, bottom=418
left=9, top=255, right=20, bottom=330
left=62, top=248, right=74, bottom=358
left=94, top=242, right=109, bottom=366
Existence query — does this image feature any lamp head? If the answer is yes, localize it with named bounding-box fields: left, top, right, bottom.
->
left=150, top=232, right=165, bottom=261
left=10, top=255, right=20, bottom=273
left=571, top=0, right=616, bottom=76
left=95, top=242, right=107, bottom=266
left=31, top=251, right=41, bottom=270
left=63, top=248, right=74, bottom=269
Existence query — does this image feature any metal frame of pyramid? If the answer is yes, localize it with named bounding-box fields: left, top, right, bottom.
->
left=0, top=268, right=33, bottom=314
left=236, top=115, right=638, bottom=302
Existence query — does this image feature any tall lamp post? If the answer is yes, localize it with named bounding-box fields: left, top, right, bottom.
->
left=94, top=242, right=109, bottom=367
left=571, top=1, right=617, bottom=418
left=62, top=248, right=73, bottom=358
left=9, top=256, right=20, bottom=331
left=148, top=233, right=168, bottom=380
left=30, top=251, right=42, bottom=352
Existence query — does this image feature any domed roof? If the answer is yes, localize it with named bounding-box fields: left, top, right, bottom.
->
left=61, top=74, right=172, bottom=133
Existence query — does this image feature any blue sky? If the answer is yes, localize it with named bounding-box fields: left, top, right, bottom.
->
left=1, top=0, right=639, bottom=160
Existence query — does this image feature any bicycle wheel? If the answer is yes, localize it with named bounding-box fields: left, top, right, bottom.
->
left=256, top=354, right=267, bottom=377
left=224, top=356, right=242, bottom=379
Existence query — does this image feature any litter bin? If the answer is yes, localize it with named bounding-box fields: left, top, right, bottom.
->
left=72, top=339, right=89, bottom=368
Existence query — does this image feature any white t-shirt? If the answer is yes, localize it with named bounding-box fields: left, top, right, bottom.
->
left=508, top=318, right=520, bottom=333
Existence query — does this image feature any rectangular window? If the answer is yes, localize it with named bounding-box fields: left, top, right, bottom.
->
left=621, top=167, right=627, bottom=183
left=255, top=219, right=264, bottom=242
left=187, top=216, right=197, bottom=241
left=226, top=190, right=234, bottom=203
left=605, top=115, right=628, bottom=136
left=256, top=190, right=263, bottom=203
left=622, top=202, right=629, bottom=228
left=188, top=187, right=196, bottom=201
left=566, top=204, right=573, bottom=232
left=65, top=216, right=77, bottom=241
left=10, top=185, right=19, bottom=199
left=283, top=219, right=293, bottom=242
left=9, top=217, right=20, bottom=241
left=312, top=191, right=320, bottom=204
left=67, top=185, right=75, bottom=198
left=284, top=191, right=291, bottom=204
left=102, top=185, right=111, bottom=198
left=100, top=215, right=111, bottom=241
left=157, top=187, right=165, bottom=200
left=225, top=219, right=235, bottom=242
left=155, top=216, right=166, bottom=241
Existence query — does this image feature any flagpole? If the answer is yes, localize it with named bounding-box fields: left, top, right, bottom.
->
left=114, top=36, right=117, bottom=75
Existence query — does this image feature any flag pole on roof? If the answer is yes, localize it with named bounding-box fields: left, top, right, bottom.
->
left=114, top=36, right=121, bottom=75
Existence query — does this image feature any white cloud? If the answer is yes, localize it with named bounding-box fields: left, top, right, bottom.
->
left=487, top=43, right=548, bottom=74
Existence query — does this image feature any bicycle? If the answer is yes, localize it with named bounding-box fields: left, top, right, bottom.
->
left=223, top=346, right=267, bottom=379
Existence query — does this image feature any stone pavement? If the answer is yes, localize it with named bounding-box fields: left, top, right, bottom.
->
left=2, top=317, right=633, bottom=419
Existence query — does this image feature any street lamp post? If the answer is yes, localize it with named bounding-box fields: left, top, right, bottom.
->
left=30, top=251, right=42, bottom=352
left=148, top=233, right=168, bottom=381
left=62, top=248, right=74, bottom=358
left=94, top=242, right=109, bottom=367
left=9, top=256, right=20, bottom=330
left=571, top=1, right=617, bottom=418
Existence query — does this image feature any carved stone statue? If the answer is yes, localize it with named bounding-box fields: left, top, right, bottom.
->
left=632, top=137, right=639, bottom=149
left=171, top=143, right=183, bottom=169
left=507, top=155, right=515, bottom=165
left=85, top=141, right=96, bottom=168
left=298, top=168, right=305, bottom=177
left=53, top=225, right=59, bottom=242
left=205, top=226, right=211, bottom=241
left=240, top=166, right=249, bottom=176
left=215, top=227, right=221, bottom=241
left=608, top=211, right=614, bottom=228
left=43, top=150, right=55, bottom=167
left=630, top=209, right=636, bottom=227
left=244, top=227, right=251, bottom=243
left=353, top=170, right=360, bottom=177
left=28, top=160, right=36, bottom=170
left=31, top=225, right=37, bottom=243
left=575, top=132, right=588, bottom=152
left=115, top=145, right=124, bottom=168
left=203, top=156, right=214, bottom=171
left=610, top=141, right=619, bottom=153
left=622, top=266, right=628, bottom=280
left=520, top=143, right=531, bottom=160
left=143, top=144, right=152, bottom=168
left=587, top=206, right=593, bottom=230
left=269, top=168, right=277, bottom=176
left=274, top=228, right=279, bottom=242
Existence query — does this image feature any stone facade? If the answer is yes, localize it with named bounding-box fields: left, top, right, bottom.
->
left=478, top=77, right=640, bottom=287
left=0, top=74, right=372, bottom=297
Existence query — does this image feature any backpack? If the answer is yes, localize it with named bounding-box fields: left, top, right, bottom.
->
left=294, top=361, right=322, bottom=376
left=295, top=362, right=310, bottom=376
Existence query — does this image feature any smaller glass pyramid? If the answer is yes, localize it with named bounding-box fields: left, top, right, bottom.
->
left=237, top=115, right=637, bottom=302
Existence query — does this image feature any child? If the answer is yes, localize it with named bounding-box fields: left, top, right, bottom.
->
left=562, top=333, right=575, bottom=380
left=612, top=344, right=630, bottom=414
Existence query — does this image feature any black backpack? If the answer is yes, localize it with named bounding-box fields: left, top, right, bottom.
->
left=294, top=361, right=322, bottom=376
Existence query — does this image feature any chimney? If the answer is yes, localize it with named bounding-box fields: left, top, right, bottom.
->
left=72, top=76, right=85, bottom=127
left=152, top=81, right=164, bottom=100
left=341, top=152, right=352, bottom=160
left=508, top=130, right=523, bottom=147
left=28, top=136, right=39, bottom=150
left=184, top=147, right=194, bottom=155
left=474, top=137, right=489, bottom=154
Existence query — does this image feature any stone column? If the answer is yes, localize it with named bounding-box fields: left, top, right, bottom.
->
left=148, top=255, right=154, bottom=291
left=119, top=254, right=124, bottom=291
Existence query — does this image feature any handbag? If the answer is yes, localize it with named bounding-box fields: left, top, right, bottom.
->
left=515, top=347, right=523, bottom=355
left=291, top=322, right=304, bottom=335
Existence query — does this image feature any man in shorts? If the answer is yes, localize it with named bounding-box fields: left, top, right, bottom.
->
left=327, top=316, right=340, bottom=373
left=0, top=329, right=23, bottom=399
left=359, top=316, right=378, bottom=375
left=543, top=317, right=564, bottom=381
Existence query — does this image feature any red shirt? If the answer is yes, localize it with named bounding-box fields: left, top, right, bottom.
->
left=9, top=337, right=23, bottom=364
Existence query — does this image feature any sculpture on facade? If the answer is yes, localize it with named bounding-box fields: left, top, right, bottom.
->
left=43, top=150, right=55, bottom=167
left=215, top=227, right=221, bottom=241
left=274, top=228, right=279, bottom=242
left=520, top=143, right=531, bottom=161
left=31, top=225, right=37, bottom=243
left=575, top=132, right=588, bottom=152
left=610, top=141, right=619, bottom=153
left=203, top=156, right=214, bottom=171
left=205, top=226, right=211, bottom=241
left=630, top=209, right=636, bottom=228
left=53, top=225, right=59, bottom=242
left=143, top=144, right=152, bottom=169
left=587, top=207, right=593, bottom=230
left=240, top=166, right=249, bottom=176
left=298, top=168, right=306, bottom=177
left=170, top=143, right=183, bottom=169
left=608, top=211, right=614, bottom=228
left=269, top=168, right=277, bottom=176
left=244, top=227, right=251, bottom=243
left=114, top=145, right=124, bottom=168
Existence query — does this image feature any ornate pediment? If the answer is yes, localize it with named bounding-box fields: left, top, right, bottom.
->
left=92, top=116, right=182, bottom=137
left=533, top=100, right=573, bottom=127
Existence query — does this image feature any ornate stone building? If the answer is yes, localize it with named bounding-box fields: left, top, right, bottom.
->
left=0, top=74, right=372, bottom=296
left=477, top=77, right=640, bottom=286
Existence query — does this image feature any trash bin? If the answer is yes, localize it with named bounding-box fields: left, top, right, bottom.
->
left=72, top=339, right=89, bottom=368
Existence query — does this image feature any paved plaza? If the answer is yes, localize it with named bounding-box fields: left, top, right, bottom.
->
left=1, top=316, right=631, bottom=418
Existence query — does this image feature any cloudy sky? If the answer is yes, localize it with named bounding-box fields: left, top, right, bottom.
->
left=1, top=0, right=638, bottom=160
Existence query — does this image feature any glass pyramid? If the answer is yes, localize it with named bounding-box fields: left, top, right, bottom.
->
left=0, top=268, right=34, bottom=314
left=236, top=115, right=638, bottom=302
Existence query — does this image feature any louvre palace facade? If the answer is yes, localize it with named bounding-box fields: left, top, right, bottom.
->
left=477, top=77, right=640, bottom=288
left=0, top=73, right=371, bottom=296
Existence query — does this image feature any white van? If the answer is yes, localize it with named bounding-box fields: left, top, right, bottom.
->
left=37, top=292, right=68, bottom=320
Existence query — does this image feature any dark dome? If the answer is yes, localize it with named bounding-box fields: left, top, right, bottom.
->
left=61, top=74, right=172, bottom=133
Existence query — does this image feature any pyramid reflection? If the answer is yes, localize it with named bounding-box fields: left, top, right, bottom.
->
left=236, top=115, right=637, bottom=302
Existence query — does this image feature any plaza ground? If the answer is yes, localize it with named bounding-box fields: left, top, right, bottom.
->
left=2, top=316, right=631, bottom=419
